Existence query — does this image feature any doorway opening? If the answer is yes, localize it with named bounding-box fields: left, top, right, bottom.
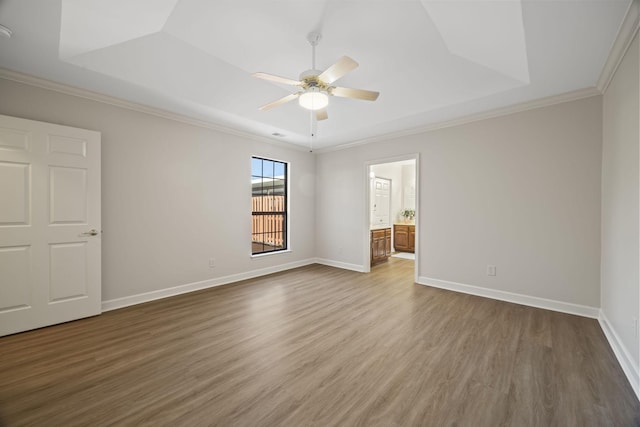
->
left=364, top=155, right=419, bottom=282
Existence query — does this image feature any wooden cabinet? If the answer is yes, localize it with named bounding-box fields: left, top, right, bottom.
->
left=370, top=227, right=391, bottom=266
left=394, top=224, right=415, bottom=253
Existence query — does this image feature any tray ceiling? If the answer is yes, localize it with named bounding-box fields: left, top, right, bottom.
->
left=0, top=0, right=631, bottom=150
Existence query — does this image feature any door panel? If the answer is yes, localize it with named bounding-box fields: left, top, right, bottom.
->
left=0, top=127, right=29, bottom=151
left=49, top=166, right=87, bottom=224
left=0, top=115, right=101, bottom=337
left=0, top=245, right=31, bottom=312
left=48, top=134, right=87, bottom=157
left=0, top=162, right=30, bottom=225
left=395, top=228, right=409, bottom=250
left=49, top=242, right=88, bottom=302
left=372, top=177, right=391, bottom=227
left=409, top=227, right=416, bottom=251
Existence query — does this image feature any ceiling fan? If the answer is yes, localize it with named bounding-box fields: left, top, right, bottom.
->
left=252, top=32, right=380, bottom=121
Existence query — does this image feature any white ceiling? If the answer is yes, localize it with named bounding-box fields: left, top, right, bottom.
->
left=0, top=0, right=631, bottom=150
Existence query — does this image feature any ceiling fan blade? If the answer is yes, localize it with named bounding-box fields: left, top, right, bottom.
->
left=318, top=56, right=358, bottom=84
left=259, top=93, right=300, bottom=111
left=331, top=86, right=379, bottom=101
left=316, top=108, right=328, bottom=121
left=252, top=72, right=302, bottom=86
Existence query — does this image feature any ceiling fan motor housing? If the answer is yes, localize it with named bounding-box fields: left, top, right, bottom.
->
left=300, top=69, right=323, bottom=82
left=299, top=69, right=331, bottom=96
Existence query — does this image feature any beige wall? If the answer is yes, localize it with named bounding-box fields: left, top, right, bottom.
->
left=317, top=96, right=603, bottom=308
left=602, top=33, right=640, bottom=367
left=0, top=78, right=316, bottom=303
left=2, top=65, right=636, bottom=386
left=0, top=69, right=625, bottom=320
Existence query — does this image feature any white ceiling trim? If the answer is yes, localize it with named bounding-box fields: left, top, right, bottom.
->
left=0, top=0, right=630, bottom=149
left=0, top=67, right=602, bottom=155
left=0, top=67, right=310, bottom=153
left=597, top=0, right=640, bottom=93
left=317, top=86, right=602, bottom=154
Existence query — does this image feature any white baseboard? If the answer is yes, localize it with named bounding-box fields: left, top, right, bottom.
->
left=101, top=258, right=316, bottom=312
left=598, top=310, right=640, bottom=400
left=313, top=258, right=366, bottom=273
left=417, top=276, right=600, bottom=318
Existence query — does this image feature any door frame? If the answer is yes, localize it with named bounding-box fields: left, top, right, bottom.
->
left=363, top=153, right=420, bottom=283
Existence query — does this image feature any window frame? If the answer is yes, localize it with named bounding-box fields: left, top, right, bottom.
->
left=251, top=156, right=290, bottom=257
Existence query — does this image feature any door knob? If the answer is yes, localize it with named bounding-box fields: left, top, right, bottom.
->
left=81, top=229, right=99, bottom=236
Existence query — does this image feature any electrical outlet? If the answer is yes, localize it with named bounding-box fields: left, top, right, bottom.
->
left=487, top=265, right=496, bottom=276
left=209, top=258, right=215, bottom=268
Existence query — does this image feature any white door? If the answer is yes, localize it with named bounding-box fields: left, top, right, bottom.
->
left=372, top=177, right=391, bottom=227
left=0, top=115, right=101, bottom=336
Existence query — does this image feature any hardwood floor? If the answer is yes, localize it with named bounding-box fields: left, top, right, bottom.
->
left=0, top=258, right=638, bottom=426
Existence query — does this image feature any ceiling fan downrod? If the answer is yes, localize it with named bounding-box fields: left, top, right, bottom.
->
left=307, top=31, right=322, bottom=70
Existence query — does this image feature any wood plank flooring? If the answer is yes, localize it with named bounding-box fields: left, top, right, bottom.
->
left=0, top=258, right=638, bottom=426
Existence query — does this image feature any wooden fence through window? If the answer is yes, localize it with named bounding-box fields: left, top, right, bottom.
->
left=252, top=195, right=285, bottom=248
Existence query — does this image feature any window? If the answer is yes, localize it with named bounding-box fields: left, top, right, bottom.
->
left=251, top=157, right=288, bottom=255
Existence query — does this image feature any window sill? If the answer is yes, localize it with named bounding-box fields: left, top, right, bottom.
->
left=251, top=249, right=291, bottom=259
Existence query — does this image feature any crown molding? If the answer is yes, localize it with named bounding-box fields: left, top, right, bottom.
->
left=319, top=0, right=639, bottom=154
left=597, top=0, right=640, bottom=93
left=317, top=86, right=601, bottom=153
left=2, top=2, right=635, bottom=155
left=0, top=63, right=606, bottom=156
left=0, top=68, right=312, bottom=153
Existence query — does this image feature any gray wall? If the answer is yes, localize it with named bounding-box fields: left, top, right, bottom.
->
left=602, top=33, right=640, bottom=367
left=0, top=78, right=316, bottom=303
left=2, top=67, right=634, bottom=365
left=317, top=96, right=603, bottom=308
left=3, top=64, right=637, bottom=389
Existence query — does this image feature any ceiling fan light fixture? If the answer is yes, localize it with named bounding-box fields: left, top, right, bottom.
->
left=299, top=89, right=328, bottom=111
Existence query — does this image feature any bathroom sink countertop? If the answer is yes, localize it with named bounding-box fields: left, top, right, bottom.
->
left=370, top=225, right=392, bottom=230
